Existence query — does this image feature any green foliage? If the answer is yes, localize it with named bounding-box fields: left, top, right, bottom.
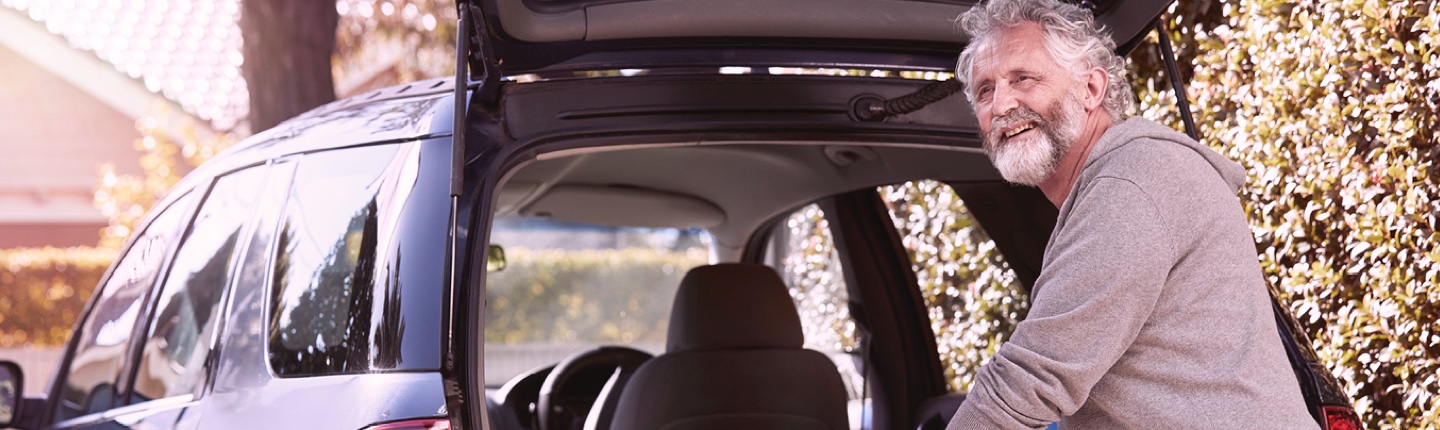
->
left=777, top=186, right=1025, bottom=393
left=94, top=114, right=236, bottom=249
left=777, top=205, right=858, bottom=353
left=334, top=0, right=457, bottom=92
left=1131, top=1, right=1440, bottom=427
left=881, top=181, right=1027, bottom=393
left=484, top=247, right=708, bottom=345
left=0, top=247, right=116, bottom=347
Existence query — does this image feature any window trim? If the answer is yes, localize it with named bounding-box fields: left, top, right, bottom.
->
left=741, top=188, right=947, bottom=430
left=211, top=159, right=298, bottom=390
left=821, top=189, right=947, bottom=430
left=48, top=394, right=193, bottom=430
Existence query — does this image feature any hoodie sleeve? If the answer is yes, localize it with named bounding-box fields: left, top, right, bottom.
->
left=947, top=176, right=1174, bottom=429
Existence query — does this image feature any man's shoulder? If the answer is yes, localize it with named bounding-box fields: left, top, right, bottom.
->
left=1083, top=119, right=1230, bottom=191
left=1084, top=137, right=1212, bottom=186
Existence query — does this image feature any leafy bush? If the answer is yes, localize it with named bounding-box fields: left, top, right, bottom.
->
left=775, top=204, right=859, bottom=353
left=771, top=192, right=1026, bottom=394
left=93, top=114, right=235, bottom=249
left=882, top=182, right=1027, bottom=394
left=1131, top=1, right=1439, bottom=427
left=0, top=247, right=116, bottom=347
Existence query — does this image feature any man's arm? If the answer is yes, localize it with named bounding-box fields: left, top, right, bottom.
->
left=948, top=177, right=1174, bottom=429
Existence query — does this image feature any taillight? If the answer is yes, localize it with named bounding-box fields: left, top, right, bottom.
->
left=1321, top=405, right=1362, bottom=430
left=362, top=418, right=452, bottom=430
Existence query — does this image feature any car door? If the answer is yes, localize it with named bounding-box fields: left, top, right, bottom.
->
left=191, top=140, right=454, bottom=430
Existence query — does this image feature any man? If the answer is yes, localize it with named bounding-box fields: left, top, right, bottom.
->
left=945, top=0, right=1318, bottom=428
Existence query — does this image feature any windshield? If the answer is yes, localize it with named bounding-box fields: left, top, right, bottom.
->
left=482, top=215, right=713, bottom=386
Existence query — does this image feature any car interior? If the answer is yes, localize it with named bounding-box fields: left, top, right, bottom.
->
left=447, top=0, right=1222, bottom=426
left=480, top=139, right=1056, bottom=430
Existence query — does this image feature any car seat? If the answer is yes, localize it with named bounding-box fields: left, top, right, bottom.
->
left=606, top=263, right=850, bottom=430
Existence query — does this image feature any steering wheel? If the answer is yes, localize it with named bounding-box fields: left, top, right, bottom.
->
left=537, top=346, right=652, bottom=430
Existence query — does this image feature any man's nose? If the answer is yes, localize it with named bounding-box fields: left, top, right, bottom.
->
left=990, top=82, right=1018, bottom=117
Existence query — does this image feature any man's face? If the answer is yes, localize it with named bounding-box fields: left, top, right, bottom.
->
left=968, top=23, right=1085, bottom=186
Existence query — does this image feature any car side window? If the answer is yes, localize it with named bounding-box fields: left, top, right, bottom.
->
left=879, top=180, right=1028, bottom=393
left=54, top=191, right=197, bottom=422
left=212, top=161, right=295, bottom=392
left=129, top=166, right=269, bottom=404
left=764, top=203, right=859, bottom=354
left=760, top=203, right=868, bottom=424
left=267, top=144, right=403, bottom=376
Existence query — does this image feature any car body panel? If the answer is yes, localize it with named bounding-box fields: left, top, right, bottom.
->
left=191, top=373, right=448, bottom=430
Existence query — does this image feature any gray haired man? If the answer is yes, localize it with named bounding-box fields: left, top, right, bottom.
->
left=946, top=0, right=1318, bottom=428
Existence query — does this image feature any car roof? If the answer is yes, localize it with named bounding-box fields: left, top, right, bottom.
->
left=459, top=0, right=1171, bottom=74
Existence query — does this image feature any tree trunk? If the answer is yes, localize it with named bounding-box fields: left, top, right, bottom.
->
left=240, top=0, right=339, bottom=132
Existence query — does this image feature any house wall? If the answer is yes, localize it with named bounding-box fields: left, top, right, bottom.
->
left=0, top=43, right=143, bottom=248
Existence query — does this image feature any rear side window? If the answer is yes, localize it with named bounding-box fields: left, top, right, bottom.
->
left=760, top=203, right=868, bottom=426
left=211, top=161, right=294, bottom=392
left=267, top=143, right=446, bottom=376
left=55, top=192, right=196, bottom=421
left=129, top=166, right=268, bottom=404
left=880, top=180, right=1027, bottom=393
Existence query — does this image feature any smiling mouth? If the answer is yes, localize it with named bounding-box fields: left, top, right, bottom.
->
left=1003, top=124, right=1035, bottom=139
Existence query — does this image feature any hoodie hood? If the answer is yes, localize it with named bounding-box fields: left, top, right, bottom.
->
left=1085, top=117, right=1248, bottom=192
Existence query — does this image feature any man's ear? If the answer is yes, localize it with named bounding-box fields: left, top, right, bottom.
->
left=1083, top=67, right=1108, bottom=111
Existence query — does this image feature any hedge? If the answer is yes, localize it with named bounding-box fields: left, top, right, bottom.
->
left=1131, top=1, right=1439, bottom=427
left=484, top=247, right=709, bottom=345
left=0, top=247, right=115, bottom=347
left=882, top=182, right=1028, bottom=394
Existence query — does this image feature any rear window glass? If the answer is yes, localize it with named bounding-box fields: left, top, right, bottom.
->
left=483, top=215, right=713, bottom=386
left=267, top=142, right=447, bottom=376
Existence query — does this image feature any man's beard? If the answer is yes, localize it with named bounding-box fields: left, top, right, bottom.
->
left=982, top=93, right=1086, bottom=186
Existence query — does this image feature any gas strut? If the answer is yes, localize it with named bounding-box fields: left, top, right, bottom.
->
left=1155, top=17, right=1201, bottom=141
left=852, top=78, right=965, bottom=122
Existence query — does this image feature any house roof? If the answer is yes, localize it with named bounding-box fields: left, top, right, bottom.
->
left=1, top=0, right=248, bottom=132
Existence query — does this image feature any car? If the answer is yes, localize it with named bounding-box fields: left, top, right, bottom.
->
left=0, top=0, right=1361, bottom=429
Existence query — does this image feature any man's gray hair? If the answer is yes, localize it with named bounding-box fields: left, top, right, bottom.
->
left=954, top=0, right=1133, bottom=121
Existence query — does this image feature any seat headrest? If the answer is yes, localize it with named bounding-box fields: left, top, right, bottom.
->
left=666, top=263, right=804, bottom=353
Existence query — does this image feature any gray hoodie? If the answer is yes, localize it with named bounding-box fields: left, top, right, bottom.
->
left=947, top=117, right=1318, bottom=429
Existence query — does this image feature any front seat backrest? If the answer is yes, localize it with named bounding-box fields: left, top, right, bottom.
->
left=607, top=263, right=850, bottom=430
